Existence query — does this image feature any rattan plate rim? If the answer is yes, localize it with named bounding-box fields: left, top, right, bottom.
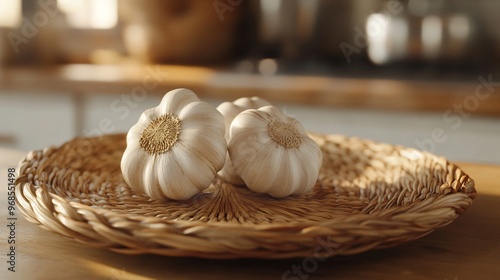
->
left=15, top=133, right=476, bottom=259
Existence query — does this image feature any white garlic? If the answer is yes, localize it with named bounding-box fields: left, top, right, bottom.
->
left=120, top=88, right=226, bottom=200
left=228, top=106, right=322, bottom=197
left=216, top=97, right=272, bottom=184
left=232, top=96, right=272, bottom=110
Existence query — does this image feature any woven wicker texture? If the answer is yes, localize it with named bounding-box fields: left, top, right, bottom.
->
left=15, top=133, right=476, bottom=259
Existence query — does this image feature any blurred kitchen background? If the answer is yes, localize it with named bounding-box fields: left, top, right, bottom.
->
left=0, top=0, right=499, bottom=164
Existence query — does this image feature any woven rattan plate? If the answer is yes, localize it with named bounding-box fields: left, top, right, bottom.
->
left=15, top=133, right=476, bottom=259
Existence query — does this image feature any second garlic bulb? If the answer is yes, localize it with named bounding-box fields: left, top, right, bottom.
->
left=228, top=106, right=322, bottom=197
left=216, top=97, right=272, bottom=185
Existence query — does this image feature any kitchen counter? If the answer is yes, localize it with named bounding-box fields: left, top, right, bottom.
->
left=2, top=64, right=500, bottom=115
left=2, top=63, right=500, bottom=164
left=1, top=148, right=499, bottom=280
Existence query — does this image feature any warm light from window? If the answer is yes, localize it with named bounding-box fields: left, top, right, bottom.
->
left=57, top=0, right=118, bottom=29
left=0, top=0, right=22, bottom=27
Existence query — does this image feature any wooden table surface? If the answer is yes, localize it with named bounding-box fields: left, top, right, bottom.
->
left=1, top=148, right=499, bottom=280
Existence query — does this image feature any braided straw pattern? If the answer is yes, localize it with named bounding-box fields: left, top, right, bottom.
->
left=15, top=133, right=476, bottom=259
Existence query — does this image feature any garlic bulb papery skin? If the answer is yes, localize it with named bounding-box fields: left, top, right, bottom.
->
left=232, top=96, right=272, bottom=110
left=216, top=97, right=272, bottom=185
left=228, top=106, right=322, bottom=198
left=120, top=88, right=226, bottom=200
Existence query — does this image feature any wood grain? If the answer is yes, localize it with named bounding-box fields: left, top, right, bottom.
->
left=1, top=149, right=499, bottom=280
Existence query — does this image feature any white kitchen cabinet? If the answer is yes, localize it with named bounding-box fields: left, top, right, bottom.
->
left=0, top=91, right=76, bottom=151
left=2, top=90, right=499, bottom=165
left=282, top=104, right=500, bottom=165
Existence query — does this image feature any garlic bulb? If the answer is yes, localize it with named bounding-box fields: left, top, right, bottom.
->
left=121, top=88, right=226, bottom=200
left=232, top=96, right=272, bottom=110
left=216, top=97, right=272, bottom=184
left=228, top=106, right=322, bottom=197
